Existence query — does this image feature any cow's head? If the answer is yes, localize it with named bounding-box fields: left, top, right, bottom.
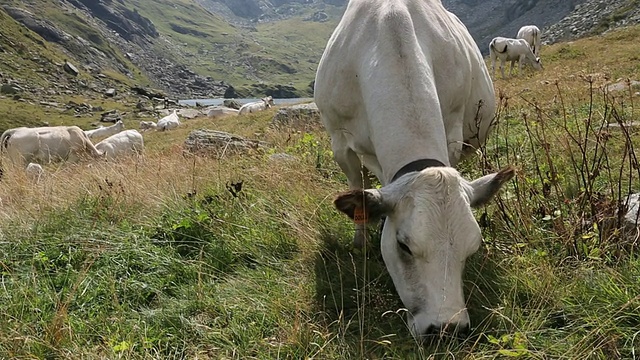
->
left=531, top=57, right=543, bottom=70
left=334, top=166, right=514, bottom=339
left=262, top=96, right=275, bottom=107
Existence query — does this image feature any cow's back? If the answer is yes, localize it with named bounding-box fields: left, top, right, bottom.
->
left=315, top=0, right=495, bottom=181
left=6, top=126, right=97, bottom=164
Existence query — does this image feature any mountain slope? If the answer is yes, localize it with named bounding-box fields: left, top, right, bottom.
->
left=2, top=0, right=640, bottom=100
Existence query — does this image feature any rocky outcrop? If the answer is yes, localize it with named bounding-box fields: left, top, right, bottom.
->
left=184, top=129, right=267, bottom=156
left=2, top=6, right=69, bottom=44
left=67, top=0, right=158, bottom=41
left=271, top=102, right=320, bottom=129
left=543, top=0, right=640, bottom=44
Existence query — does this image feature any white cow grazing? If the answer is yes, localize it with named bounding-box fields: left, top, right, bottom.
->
left=3, top=126, right=104, bottom=165
left=156, top=110, right=180, bottom=131
left=139, top=120, right=157, bottom=131
left=489, top=36, right=543, bottom=79
left=25, top=162, right=44, bottom=183
left=84, top=120, right=125, bottom=140
left=315, top=0, right=515, bottom=338
left=95, top=129, right=144, bottom=160
left=516, top=25, right=541, bottom=57
left=238, top=96, right=274, bottom=115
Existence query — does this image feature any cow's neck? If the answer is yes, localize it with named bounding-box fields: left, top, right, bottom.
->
left=391, top=158, right=446, bottom=183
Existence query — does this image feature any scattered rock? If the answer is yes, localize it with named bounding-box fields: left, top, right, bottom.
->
left=223, top=99, right=242, bottom=109
left=105, top=88, right=117, bottom=97
left=271, top=102, right=320, bottom=129
left=606, top=80, right=640, bottom=93
left=101, top=109, right=122, bottom=123
left=184, top=129, right=268, bottom=157
left=622, top=193, right=640, bottom=241
left=0, top=83, right=22, bottom=95
left=177, top=108, right=202, bottom=119
left=543, top=0, right=640, bottom=45
left=131, top=86, right=167, bottom=100
left=63, top=61, right=79, bottom=76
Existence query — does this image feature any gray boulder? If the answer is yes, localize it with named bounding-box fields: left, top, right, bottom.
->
left=223, top=99, right=242, bottom=109
left=271, top=102, right=320, bottom=129
left=623, top=193, right=640, bottom=239
left=184, top=129, right=268, bottom=157
left=101, top=109, right=122, bottom=122
left=63, top=61, right=79, bottom=76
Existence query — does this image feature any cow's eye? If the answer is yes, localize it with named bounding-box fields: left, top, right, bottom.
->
left=397, top=234, right=413, bottom=256
left=398, top=241, right=413, bottom=255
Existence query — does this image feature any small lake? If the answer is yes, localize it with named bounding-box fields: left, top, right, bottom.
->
left=178, top=98, right=313, bottom=107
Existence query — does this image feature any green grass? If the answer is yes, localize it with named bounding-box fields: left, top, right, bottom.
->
left=2, top=25, right=640, bottom=359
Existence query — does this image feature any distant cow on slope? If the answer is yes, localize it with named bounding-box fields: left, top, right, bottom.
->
left=489, top=36, right=542, bottom=78
left=516, top=25, right=542, bottom=57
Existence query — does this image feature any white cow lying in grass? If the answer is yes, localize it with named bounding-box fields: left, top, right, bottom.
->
left=139, top=120, right=157, bottom=131
left=516, top=25, right=541, bottom=57
left=95, top=129, right=144, bottom=160
left=489, top=36, right=543, bottom=79
left=156, top=110, right=180, bottom=131
left=238, top=96, right=274, bottom=115
left=84, top=120, right=125, bottom=139
left=2, top=126, right=104, bottom=165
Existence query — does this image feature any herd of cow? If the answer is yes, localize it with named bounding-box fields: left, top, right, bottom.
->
left=0, top=109, right=177, bottom=182
left=0, top=95, right=279, bottom=182
left=490, top=25, right=543, bottom=78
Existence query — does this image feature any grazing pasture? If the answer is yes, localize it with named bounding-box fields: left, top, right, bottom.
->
left=1, top=26, right=640, bottom=359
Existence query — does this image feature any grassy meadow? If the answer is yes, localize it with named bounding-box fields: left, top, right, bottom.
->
left=1, top=25, right=640, bottom=359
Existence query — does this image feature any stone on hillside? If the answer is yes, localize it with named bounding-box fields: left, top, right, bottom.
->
left=105, top=88, right=117, bottom=97
left=63, top=61, right=79, bottom=76
left=223, top=99, right=242, bottom=109
left=101, top=109, right=122, bottom=122
left=177, top=108, right=202, bottom=119
left=207, top=106, right=239, bottom=118
left=0, top=83, right=22, bottom=94
left=623, top=193, right=640, bottom=235
left=606, top=80, right=640, bottom=93
left=184, top=129, right=267, bottom=157
left=271, top=102, right=320, bottom=129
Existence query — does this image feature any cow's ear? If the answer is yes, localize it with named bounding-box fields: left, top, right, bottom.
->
left=334, top=189, right=391, bottom=224
left=465, top=166, right=515, bottom=207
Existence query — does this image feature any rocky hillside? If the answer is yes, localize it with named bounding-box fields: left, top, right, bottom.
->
left=1, top=0, right=639, bottom=101
left=543, top=0, right=640, bottom=44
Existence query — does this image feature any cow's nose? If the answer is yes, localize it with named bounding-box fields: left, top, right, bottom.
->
left=423, top=322, right=470, bottom=339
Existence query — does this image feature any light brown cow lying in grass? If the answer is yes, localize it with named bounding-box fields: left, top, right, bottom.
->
left=2, top=126, right=104, bottom=165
